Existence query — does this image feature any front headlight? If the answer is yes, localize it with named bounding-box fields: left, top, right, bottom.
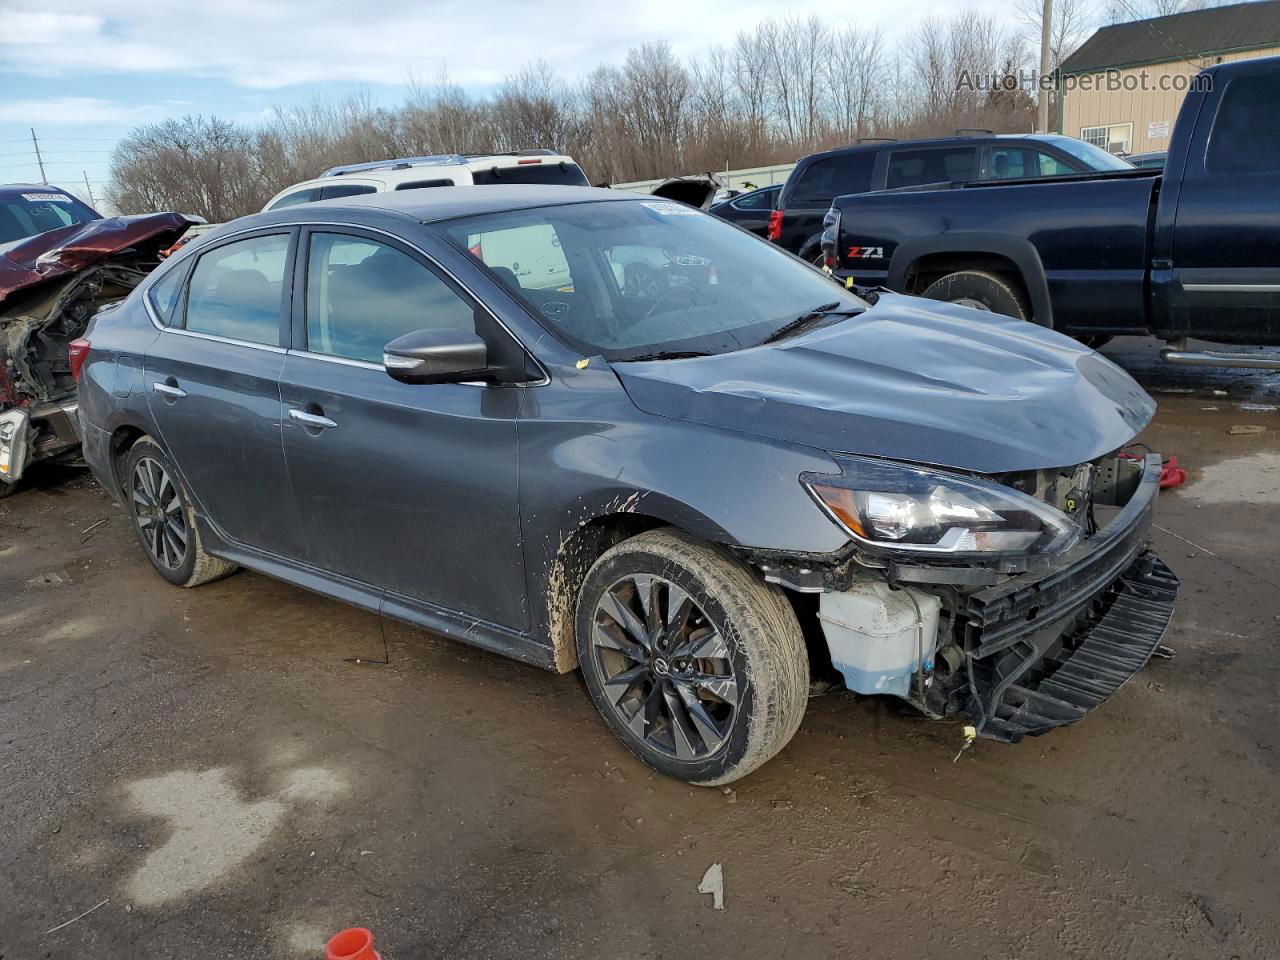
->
left=803, top=455, right=1080, bottom=558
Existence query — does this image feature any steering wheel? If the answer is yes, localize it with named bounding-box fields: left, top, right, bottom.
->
left=643, top=285, right=699, bottom=321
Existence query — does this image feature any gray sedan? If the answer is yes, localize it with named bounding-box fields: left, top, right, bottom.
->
left=75, top=185, right=1177, bottom=784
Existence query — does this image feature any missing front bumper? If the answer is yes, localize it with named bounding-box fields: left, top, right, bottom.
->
left=971, top=550, right=1178, bottom=741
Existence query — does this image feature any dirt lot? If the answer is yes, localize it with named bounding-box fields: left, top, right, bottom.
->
left=3, top=337, right=1279, bottom=959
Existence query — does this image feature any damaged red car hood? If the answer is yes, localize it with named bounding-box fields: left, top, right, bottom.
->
left=0, top=213, right=192, bottom=307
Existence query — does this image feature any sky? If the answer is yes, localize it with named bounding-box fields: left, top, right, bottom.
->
left=0, top=0, right=1014, bottom=206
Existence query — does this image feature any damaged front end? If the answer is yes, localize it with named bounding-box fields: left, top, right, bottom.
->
left=753, top=449, right=1178, bottom=742
left=0, top=214, right=190, bottom=490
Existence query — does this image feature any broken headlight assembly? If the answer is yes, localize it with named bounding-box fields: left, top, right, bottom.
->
left=0, top=408, right=31, bottom=484
left=803, top=454, right=1081, bottom=559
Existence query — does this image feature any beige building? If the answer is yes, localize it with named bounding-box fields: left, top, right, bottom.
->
left=1059, top=1, right=1280, bottom=156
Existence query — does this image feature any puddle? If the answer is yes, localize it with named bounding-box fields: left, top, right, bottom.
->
left=123, top=765, right=346, bottom=907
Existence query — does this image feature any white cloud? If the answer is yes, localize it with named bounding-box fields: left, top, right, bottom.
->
left=0, top=0, right=939, bottom=90
left=0, top=96, right=169, bottom=127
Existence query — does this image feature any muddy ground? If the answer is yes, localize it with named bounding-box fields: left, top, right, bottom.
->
left=3, top=336, right=1279, bottom=959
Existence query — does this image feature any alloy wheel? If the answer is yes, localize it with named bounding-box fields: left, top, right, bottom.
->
left=131, top=456, right=188, bottom=570
left=590, top=574, right=739, bottom=761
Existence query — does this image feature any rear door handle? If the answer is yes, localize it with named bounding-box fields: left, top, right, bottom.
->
left=288, top=408, right=338, bottom=430
left=152, top=381, right=187, bottom=399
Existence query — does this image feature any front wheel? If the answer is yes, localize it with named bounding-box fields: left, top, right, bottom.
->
left=575, top=529, right=809, bottom=786
left=921, top=270, right=1030, bottom=321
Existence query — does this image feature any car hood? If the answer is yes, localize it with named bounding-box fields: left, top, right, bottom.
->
left=0, top=213, right=192, bottom=309
left=612, top=292, right=1155, bottom=474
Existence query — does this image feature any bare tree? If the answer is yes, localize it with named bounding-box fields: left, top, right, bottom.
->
left=1017, top=0, right=1099, bottom=69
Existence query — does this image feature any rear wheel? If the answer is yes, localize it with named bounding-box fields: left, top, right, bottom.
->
left=123, top=436, right=237, bottom=588
left=575, top=528, right=808, bottom=786
left=921, top=270, right=1030, bottom=321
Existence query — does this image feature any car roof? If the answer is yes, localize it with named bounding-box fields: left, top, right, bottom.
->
left=0, top=182, right=78, bottom=198
left=252, top=184, right=640, bottom=227
left=798, top=132, right=1068, bottom=164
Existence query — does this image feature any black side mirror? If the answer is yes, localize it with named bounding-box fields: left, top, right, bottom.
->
left=383, top=328, right=489, bottom=384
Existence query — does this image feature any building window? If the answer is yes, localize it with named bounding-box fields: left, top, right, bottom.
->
left=1081, top=123, right=1133, bottom=155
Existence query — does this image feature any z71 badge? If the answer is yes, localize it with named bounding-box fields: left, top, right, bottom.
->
left=846, top=245, right=884, bottom=259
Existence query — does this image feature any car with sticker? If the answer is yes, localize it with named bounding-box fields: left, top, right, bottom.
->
left=75, top=185, right=1177, bottom=784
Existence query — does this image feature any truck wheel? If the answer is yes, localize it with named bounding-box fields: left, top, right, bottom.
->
left=123, top=436, right=238, bottom=588
left=575, top=528, right=809, bottom=786
left=922, top=270, right=1030, bottom=321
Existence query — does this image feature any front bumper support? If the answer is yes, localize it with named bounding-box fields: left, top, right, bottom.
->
left=976, top=551, right=1178, bottom=741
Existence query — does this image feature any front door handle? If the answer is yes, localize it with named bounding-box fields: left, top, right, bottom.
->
left=288, top=408, right=338, bottom=430
left=152, top=380, right=187, bottom=399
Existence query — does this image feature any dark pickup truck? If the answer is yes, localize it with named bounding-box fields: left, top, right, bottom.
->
left=827, top=56, right=1280, bottom=366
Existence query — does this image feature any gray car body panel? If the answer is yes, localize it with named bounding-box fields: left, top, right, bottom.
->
left=613, top=292, right=1154, bottom=475
left=78, top=188, right=1155, bottom=674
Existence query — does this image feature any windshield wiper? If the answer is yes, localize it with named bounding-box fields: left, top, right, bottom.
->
left=759, top=302, right=863, bottom=345
left=617, top=350, right=713, bottom=362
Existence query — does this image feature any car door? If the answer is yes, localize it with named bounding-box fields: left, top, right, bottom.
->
left=278, top=226, right=529, bottom=631
left=143, top=228, right=309, bottom=559
left=1168, top=66, right=1280, bottom=343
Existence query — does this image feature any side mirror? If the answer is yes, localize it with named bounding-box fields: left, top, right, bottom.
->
left=383, top=328, right=489, bottom=384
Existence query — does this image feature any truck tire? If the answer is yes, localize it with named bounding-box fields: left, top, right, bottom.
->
left=122, top=436, right=238, bottom=588
left=922, top=270, right=1031, bottom=321
left=575, top=528, right=809, bottom=786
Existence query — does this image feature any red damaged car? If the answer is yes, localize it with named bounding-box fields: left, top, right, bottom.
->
left=0, top=185, right=191, bottom=497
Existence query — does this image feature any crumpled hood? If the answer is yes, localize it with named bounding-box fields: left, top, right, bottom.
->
left=0, top=212, right=192, bottom=309
left=613, top=292, right=1155, bottom=474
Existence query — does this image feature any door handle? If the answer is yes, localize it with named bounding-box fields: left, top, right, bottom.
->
left=152, top=381, right=187, bottom=399
left=288, top=408, right=338, bottom=430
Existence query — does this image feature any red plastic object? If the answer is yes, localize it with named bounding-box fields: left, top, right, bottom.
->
left=1159, top=455, right=1186, bottom=489
left=326, top=927, right=381, bottom=960
left=67, top=338, right=91, bottom=382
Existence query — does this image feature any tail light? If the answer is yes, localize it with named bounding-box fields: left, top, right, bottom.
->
left=68, top=338, right=91, bottom=382
left=820, top=208, right=841, bottom=269
left=766, top=210, right=783, bottom=242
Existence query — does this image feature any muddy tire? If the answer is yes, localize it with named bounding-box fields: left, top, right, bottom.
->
left=122, top=436, right=237, bottom=588
left=575, top=528, right=808, bottom=786
left=921, top=270, right=1031, bottom=321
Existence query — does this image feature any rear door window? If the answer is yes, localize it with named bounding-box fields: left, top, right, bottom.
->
left=886, top=147, right=978, bottom=188
left=788, top=153, right=875, bottom=206
left=1206, top=71, right=1280, bottom=173
left=318, top=183, right=377, bottom=201
left=267, top=188, right=320, bottom=210
left=304, top=233, right=474, bottom=363
left=183, top=233, right=290, bottom=345
left=395, top=179, right=455, bottom=190
left=469, top=163, right=590, bottom=186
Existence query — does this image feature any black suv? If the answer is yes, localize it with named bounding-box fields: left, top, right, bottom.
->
left=769, top=133, right=1133, bottom=262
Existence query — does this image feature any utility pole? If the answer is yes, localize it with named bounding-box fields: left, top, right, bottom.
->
left=1037, top=0, right=1053, bottom=133
left=30, top=128, right=47, bottom=184
left=82, top=171, right=96, bottom=208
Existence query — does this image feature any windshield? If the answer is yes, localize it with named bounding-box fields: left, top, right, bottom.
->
left=441, top=199, right=866, bottom=361
left=1051, top=139, right=1135, bottom=171
left=0, top=189, right=100, bottom=245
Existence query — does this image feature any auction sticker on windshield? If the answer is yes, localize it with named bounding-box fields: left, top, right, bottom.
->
left=640, top=201, right=699, bottom=216
left=21, top=193, right=73, bottom=202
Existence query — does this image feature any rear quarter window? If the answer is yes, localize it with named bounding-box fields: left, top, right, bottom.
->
left=1206, top=72, right=1280, bottom=174
left=886, top=147, right=977, bottom=188
left=788, top=152, right=875, bottom=206
left=469, top=163, right=590, bottom=186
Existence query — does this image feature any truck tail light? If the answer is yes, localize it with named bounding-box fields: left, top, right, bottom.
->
left=68, top=338, right=91, bottom=382
left=766, top=210, right=783, bottom=242
left=820, top=208, right=841, bottom=269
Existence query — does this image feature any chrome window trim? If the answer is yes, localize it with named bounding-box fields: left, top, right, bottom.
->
left=288, top=349, right=383, bottom=371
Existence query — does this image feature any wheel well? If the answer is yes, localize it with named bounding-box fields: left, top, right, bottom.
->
left=903, top=252, right=1025, bottom=297
left=545, top=512, right=668, bottom=673
left=109, top=425, right=147, bottom=475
